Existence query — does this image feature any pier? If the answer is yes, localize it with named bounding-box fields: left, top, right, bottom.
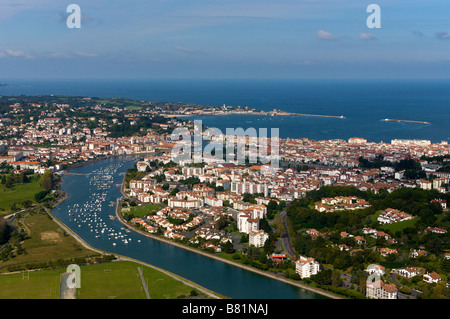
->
left=383, top=118, right=430, bottom=125
left=275, top=112, right=345, bottom=119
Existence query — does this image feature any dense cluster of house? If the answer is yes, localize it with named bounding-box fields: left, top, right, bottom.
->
left=377, top=208, right=415, bottom=224
left=1, top=99, right=449, bottom=299
left=315, top=196, right=370, bottom=212
left=364, top=263, right=446, bottom=299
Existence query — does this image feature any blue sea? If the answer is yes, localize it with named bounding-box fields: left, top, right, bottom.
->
left=1, top=78, right=449, bottom=143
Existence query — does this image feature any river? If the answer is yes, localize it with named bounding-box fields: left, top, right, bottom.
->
left=51, top=155, right=328, bottom=299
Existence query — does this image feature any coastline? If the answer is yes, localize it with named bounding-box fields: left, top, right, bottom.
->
left=117, top=175, right=343, bottom=300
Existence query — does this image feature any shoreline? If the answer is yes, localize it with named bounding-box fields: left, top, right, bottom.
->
left=117, top=176, right=342, bottom=300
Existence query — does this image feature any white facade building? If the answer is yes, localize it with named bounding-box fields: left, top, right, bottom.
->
left=248, top=229, right=269, bottom=248
left=295, top=256, right=320, bottom=279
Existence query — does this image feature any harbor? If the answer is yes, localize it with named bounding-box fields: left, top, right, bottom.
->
left=51, top=155, right=328, bottom=299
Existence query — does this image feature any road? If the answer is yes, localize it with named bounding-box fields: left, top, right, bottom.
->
left=279, top=206, right=295, bottom=258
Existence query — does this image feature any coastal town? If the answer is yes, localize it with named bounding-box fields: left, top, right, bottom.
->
left=0, top=95, right=449, bottom=299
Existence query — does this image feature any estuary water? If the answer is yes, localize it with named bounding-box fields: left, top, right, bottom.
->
left=52, top=155, right=327, bottom=299
left=1, top=78, right=449, bottom=142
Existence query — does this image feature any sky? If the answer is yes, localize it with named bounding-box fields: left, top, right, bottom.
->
left=0, top=0, right=449, bottom=79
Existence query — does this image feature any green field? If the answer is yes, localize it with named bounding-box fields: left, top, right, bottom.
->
left=129, top=204, right=161, bottom=217
left=78, top=260, right=203, bottom=299
left=0, top=268, right=62, bottom=299
left=370, top=210, right=420, bottom=234
left=380, top=217, right=420, bottom=233
left=0, top=177, right=44, bottom=214
left=0, top=210, right=98, bottom=272
left=0, top=260, right=209, bottom=299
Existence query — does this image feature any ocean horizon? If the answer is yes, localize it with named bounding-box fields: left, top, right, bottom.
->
left=1, top=78, right=449, bottom=143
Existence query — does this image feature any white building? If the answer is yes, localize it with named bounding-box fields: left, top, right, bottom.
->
left=365, top=264, right=386, bottom=276
left=423, top=272, right=441, bottom=284
left=168, top=197, right=202, bottom=209
left=295, top=256, right=320, bottom=279
left=248, top=229, right=269, bottom=248
left=237, top=213, right=259, bottom=234
left=377, top=208, right=414, bottom=224
left=366, top=280, right=397, bottom=299
left=231, top=180, right=269, bottom=197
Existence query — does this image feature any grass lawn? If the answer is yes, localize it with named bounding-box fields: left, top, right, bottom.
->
left=0, top=268, right=62, bottom=299
left=0, top=210, right=98, bottom=272
left=0, top=177, right=44, bottom=214
left=129, top=204, right=161, bottom=217
left=0, top=260, right=208, bottom=299
left=370, top=210, right=420, bottom=233
left=380, top=217, right=420, bottom=234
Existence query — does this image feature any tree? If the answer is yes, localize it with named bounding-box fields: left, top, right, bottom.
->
left=35, top=190, right=50, bottom=202
left=169, top=187, right=179, bottom=196
left=0, top=216, right=11, bottom=244
left=222, top=241, right=235, bottom=254
left=331, top=269, right=342, bottom=287
left=311, top=269, right=332, bottom=285
left=263, top=234, right=276, bottom=255
left=39, top=170, right=54, bottom=190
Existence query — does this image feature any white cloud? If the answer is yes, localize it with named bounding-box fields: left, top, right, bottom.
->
left=316, top=30, right=337, bottom=41
left=0, top=49, right=32, bottom=58
left=360, top=32, right=376, bottom=40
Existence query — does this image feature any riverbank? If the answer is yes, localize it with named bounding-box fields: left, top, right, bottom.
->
left=43, top=158, right=224, bottom=299
left=116, top=185, right=342, bottom=299
left=45, top=196, right=224, bottom=299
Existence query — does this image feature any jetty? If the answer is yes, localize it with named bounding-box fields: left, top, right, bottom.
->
left=383, top=118, right=430, bottom=125
left=273, top=111, right=345, bottom=119
left=165, top=110, right=346, bottom=119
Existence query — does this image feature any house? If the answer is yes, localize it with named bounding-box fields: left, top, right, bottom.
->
left=354, top=236, right=366, bottom=245
left=397, top=267, right=420, bottom=279
left=366, top=280, right=397, bottom=299
left=295, top=256, right=320, bottom=279
left=377, top=208, right=414, bottom=224
left=379, top=247, right=398, bottom=257
left=426, top=227, right=447, bottom=234
left=423, top=272, right=441, bottom=284
left=365, top=264, right=386, bottom=276
left=269, top=253, right=287, bottom=263
left=340, top=231, right=353, bottom=239
left=431, top=199, right=447, bottom=210
left=306, top=229, right=321, bottom=239
left=410, top=249, right=428, bottom=258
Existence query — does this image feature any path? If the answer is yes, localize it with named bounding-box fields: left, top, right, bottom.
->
left=137, top=266, right=151, bottom=299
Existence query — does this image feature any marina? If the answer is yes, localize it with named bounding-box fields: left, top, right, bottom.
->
left=51, top=155, right=327, bottom=299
